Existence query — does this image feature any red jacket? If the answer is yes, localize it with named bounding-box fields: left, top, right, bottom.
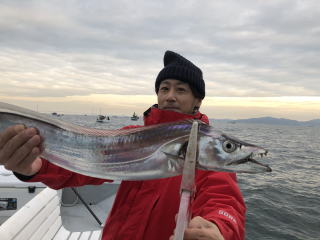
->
left=25, top=107, right=246, bottom=240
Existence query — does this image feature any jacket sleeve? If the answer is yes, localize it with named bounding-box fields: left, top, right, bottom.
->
left=192, top=170, right=246, bottom=240
left=15, top=158, right=109, bottom=190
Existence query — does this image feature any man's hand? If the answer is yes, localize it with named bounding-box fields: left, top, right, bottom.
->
left=0, top=125, right=43, bottom=176
left=170, top=216, right=224, bottom=240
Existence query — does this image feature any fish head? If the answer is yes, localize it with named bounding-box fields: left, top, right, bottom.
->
left=198, top=126, right=272, bottom=173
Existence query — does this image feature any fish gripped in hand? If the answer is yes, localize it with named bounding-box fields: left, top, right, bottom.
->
left=0, top=102, right=271, bottom=180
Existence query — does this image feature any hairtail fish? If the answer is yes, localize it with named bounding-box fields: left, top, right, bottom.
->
left=0, top=102, right=271, bottom=180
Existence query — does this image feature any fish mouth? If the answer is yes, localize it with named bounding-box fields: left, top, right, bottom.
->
left=226, top=151, right=272, bottom=173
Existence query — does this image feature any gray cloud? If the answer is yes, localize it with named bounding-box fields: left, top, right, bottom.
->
left=0, top=0, right=319, bottom=98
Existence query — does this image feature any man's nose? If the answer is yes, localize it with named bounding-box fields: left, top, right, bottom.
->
left=166, top=89, right=177, bottom=101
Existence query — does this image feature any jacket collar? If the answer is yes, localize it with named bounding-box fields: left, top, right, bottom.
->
left=143, top=104, right=209, bottom=126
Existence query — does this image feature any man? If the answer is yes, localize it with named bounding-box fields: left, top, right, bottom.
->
left=0, top=51, right=246, bottom=239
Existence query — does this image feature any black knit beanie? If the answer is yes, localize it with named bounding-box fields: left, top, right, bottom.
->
left=155, top=50, right=205, bottom=99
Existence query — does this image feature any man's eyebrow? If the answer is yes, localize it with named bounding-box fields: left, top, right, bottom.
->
left=176, top=82, right=188, bottom=86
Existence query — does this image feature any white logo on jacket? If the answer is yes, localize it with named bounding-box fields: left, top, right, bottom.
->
left=218, top=210, right=237, bottom=224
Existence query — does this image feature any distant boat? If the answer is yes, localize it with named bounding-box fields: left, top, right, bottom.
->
left=52, top=112, right=63, bottom=117
left=96, top=115, right=110, bottom=123
left=131, top=112, right=139, bottom=121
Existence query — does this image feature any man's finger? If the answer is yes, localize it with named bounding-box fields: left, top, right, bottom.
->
left=188, top=216, right=212, bottom=228
left=0, top=128, right=38, bottom=162
left=16, top=149, right=42, bottom=175
left=0, top=125, right=25, bottom=150
left=184, top=228, right=224, bottom=240
left=184, top=228, right=205, bottom=238
left=7, top=135, right=41, bottom=169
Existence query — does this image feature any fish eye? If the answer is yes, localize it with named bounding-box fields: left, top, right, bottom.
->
left=222, top=140, right=237, bottom=153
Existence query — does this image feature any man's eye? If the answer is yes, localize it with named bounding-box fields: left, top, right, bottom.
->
left=177, top=88, right=186, bottom=92
left=160, top=87, right=169, bottom=91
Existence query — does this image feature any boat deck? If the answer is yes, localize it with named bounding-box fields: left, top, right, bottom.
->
left=0, top=173, right=118, bottom=240
left=57, top=193, right=116, bottom=239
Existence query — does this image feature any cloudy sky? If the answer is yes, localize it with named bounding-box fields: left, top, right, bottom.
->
left=0, top=0, right=319, bottom=120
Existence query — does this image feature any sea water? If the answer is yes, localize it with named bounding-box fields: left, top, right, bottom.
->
left=57, top=114, right=320, bottom=240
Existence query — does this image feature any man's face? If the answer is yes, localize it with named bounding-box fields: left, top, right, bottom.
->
left=157, top=79, right=202, bottom=115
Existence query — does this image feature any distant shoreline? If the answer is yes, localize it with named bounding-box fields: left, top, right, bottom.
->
left=212, top=117, right=320, bottom=126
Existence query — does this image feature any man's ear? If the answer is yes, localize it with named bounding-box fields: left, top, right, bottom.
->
left=193, top=99, right=202, bottom=113
left=196, top=99, right=202, bottom=109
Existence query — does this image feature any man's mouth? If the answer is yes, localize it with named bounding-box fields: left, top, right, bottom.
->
left=163, top=107, right=180, bottom=112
